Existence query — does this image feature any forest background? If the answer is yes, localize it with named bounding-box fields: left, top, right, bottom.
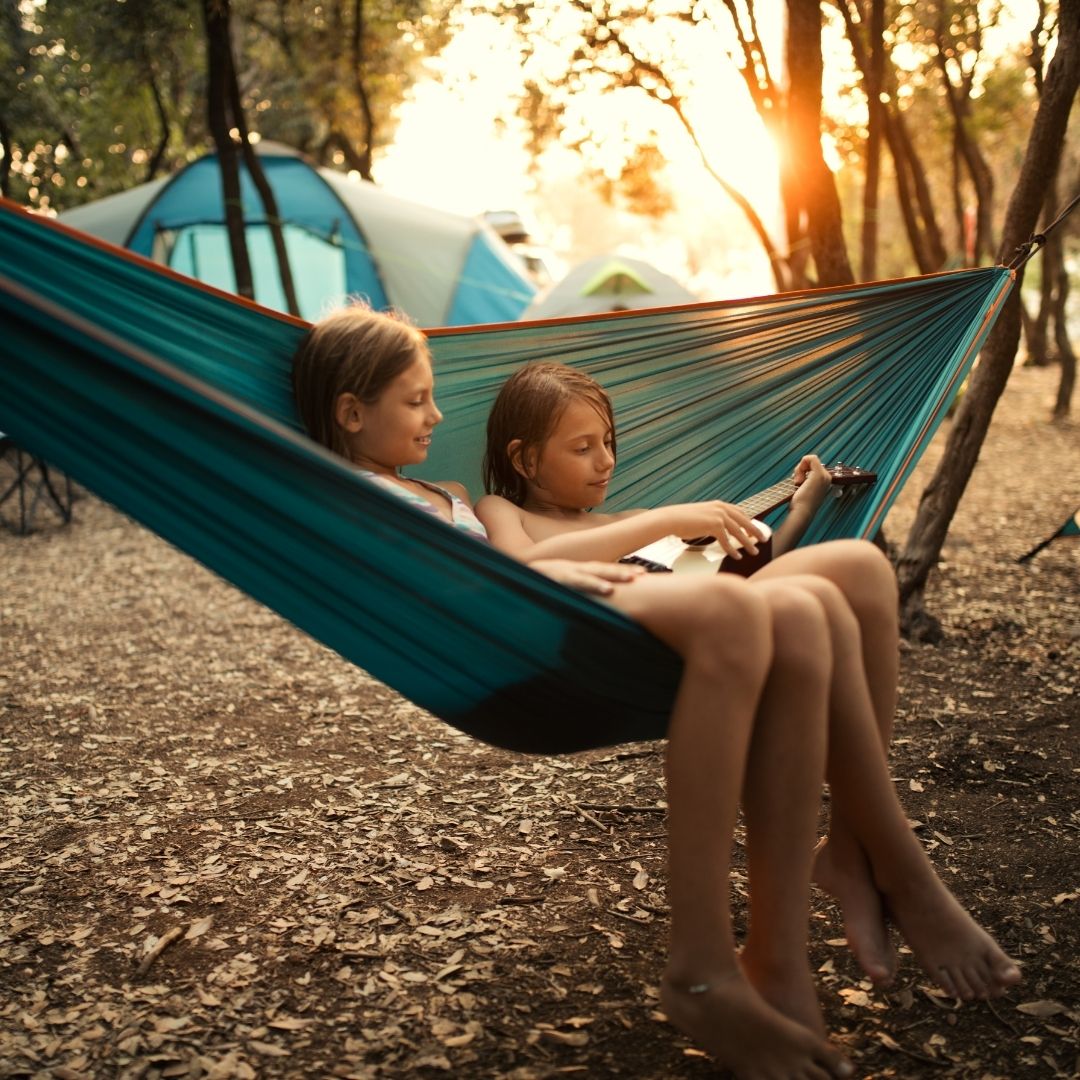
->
left=1, top=0, right=1077, bottom=628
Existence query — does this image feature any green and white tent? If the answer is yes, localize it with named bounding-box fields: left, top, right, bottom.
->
left=521, top=254, right=697, bottom=320
left=59, top=142, right=535, bottom=326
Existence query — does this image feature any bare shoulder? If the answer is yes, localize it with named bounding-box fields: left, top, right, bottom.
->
left=438, top=480, right=472, bottom=506
left=474, top=493, right=520, bottom=523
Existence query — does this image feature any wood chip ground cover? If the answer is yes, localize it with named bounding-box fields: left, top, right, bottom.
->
left=1, top=365, right=1077, bottom=1079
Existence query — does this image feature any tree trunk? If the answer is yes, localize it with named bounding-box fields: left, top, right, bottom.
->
left=319, top=131, right=370, bottom=174
left=860, top=0, right=884, bottom=282
left=950, top=138, right=964, bottom=259
left=1032, top=169, right=1067, bottom=367
left=886, top=109, right=936, bottom=272
left=0, top=110, right=11, bottom=199
left=1048, top=179, right=1076, bottom=417
left=1027, top=172, right=1060, bottom=365
left=834, top=0, right=946, bottom=272
left=1026, top=266, right=1053, bottom=364
left=938, top=47, right=996, bottom=264
left=350, top=0, right=375, bottom=181
left=221, top=25, right=301, bottom=316
left=780, top=167, right=811, bottom=289
left=896, top=2, right=1080, bottom=639
left=887, top=105, right=950, bottom=271
left=201, top=0, right=253, bottom=301
left=144, top=64, right=171, bottom=181
left=1052, top=264, right=1075, bottom=419
left=0, top=0, right=23, bottom=202
left=786, top=0, right=854, bottom=287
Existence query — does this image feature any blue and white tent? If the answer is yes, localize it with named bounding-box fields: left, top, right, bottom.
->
left=59, top=142, right=535, bottom=326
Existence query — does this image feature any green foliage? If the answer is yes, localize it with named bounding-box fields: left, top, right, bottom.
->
left=0, top=0, right=203, bottom=211
left=829, top=0, right=1056, bottom=277
left=0, top=0, right=455, bottom=212
left=213, top=0, right=456, bottom=173
left=495, top=1, right=706, bottom=220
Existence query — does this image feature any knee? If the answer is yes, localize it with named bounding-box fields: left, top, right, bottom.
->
left=853, top=542, right=898, bottom=622
left=823, top=540, right=898, bottom=616
left=767, top=588, right=832, bottom=682
left=683, top=578, right=772, bottom=682
left=849, top=539, right=896, bottom=585
left=799, top=575, right=862, bottom=640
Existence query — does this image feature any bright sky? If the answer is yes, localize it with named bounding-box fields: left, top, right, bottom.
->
left=376, top=2, right=1039, bottom=301
left=376, top=9, right=786, bottom=298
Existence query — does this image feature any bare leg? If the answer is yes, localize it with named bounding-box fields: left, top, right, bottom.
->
left=608, top=574, right=852, bottom=1078
left=760, top=572, right=1022, bottom=1000
left=754, top=541, right=898, bottom=984
left=739, top=583, right=832, bottom=1035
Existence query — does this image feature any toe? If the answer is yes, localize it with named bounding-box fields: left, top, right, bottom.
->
left=935, top=964, right=961, bottom=999
left=962, top=964, right=992, bottom=1000
left=815, top=1041, right=854, bottom=1079
left=866, top=955, right=895, bottom=986
left=949, top=966, right=978, bottom=1001
left=850, top=929, right=894, bottom=985
left=992, top=957, right=1022, bottom=988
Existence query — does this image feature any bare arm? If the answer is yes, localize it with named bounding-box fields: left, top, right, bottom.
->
left=443, top=485, right=646, bottom=596
left=528, top=559, right=645, bottom=596
left=771, top=455, right=832, bottom=557
left=475, top=494, right=762, bottom=563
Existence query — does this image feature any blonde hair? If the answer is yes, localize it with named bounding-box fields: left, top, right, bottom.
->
left=291, top=304, right=429, bottom=459
left=483, top=362, right=616, bottom=505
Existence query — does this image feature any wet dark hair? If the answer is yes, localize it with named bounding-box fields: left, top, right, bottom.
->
left=482, top=362, right=616, bottom=505
left=290, top=304, right=429, bottom=460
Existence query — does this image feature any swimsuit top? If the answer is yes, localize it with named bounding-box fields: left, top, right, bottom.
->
left=356, top=469, right=490, bottom=544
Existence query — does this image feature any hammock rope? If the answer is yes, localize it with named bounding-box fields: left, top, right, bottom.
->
left=1007, top=190, right=1080, bottom=269
left=0, top=199, right=1015, bottom=753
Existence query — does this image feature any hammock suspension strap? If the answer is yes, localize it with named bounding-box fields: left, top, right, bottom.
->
left=1007, top=189, right=1080, bottom=270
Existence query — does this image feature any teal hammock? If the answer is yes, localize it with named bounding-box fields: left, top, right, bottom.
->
left=0, top=200, right=1013, bottom=752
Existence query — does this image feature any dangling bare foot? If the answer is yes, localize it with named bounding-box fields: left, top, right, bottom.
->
left=881, top=870, right=1022, bottom=1000
left=740, top=940, right=828, bottom=1037
left=813, top=834, right=896, bottom=986
left=660, top=968, right=853, bottom=1079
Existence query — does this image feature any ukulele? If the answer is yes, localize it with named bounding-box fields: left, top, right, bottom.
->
left=621, top=464, right=876, bottom=577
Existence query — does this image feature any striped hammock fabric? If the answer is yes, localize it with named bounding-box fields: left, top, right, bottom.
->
left=0, top=199, right=1014, bottom=752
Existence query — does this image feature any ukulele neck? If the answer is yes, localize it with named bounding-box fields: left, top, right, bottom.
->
left=737, top=478, right=797, bottom=519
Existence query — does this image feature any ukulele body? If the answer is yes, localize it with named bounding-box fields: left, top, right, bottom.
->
left=619, top=463, right=874, bottom=577
left=625, top=520, right=774, bottom=576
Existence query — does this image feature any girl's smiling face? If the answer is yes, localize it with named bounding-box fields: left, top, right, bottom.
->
left=339, top=353, right=443, bottom=474
left=519, top=397, right=615, bottom=511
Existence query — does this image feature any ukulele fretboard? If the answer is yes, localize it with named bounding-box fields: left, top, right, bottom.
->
left=737, top=479, right=798, bottom=519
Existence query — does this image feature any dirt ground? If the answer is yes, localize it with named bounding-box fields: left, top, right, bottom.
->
left=1, top=363, right=1077, bottom=1080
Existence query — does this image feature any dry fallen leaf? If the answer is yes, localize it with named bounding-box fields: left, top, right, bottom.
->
left=838, top=988, right=872, bottom=1008
left=1015, top=1000, right=1068, bottom=1018
left=185, top=915, right=214, bottom=940
left=2, top=366, right=1076, bottom=1080
left=539, top=1029, right=590, bottom=1047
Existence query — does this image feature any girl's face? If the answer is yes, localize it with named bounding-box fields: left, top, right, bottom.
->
left=520, top=397, right=615, bottom=510
left=338, top=353, right=443, bottom=473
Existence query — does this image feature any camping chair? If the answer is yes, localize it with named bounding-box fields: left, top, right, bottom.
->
left=0, top=435, right=74, bottom=535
